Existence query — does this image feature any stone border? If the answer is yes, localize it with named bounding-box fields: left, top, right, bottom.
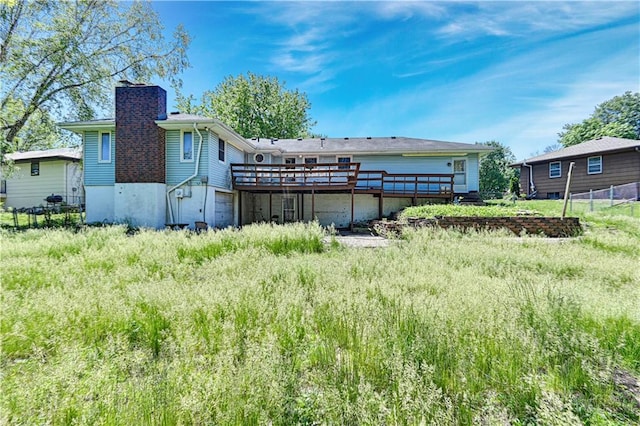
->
left=372, top=216, right=582, bottom=238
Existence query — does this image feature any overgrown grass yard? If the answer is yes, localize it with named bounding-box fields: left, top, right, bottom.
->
left=2, top=204, right=639, bottom=424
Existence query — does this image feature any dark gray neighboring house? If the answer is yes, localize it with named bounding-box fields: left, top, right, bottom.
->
left=512, top=137, right=640, bottom=199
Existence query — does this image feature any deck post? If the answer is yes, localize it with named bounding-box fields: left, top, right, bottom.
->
left=269, top=192, right=272, bottom=222
left=311, top=188, right=315, bottom=221
left=238, top=191, right=242, bottom=226
left=378, top=193, right=383, bottom=219
left=351, top=188, right=355, bottom=231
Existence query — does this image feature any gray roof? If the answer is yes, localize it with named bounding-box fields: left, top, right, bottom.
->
left=58, top=114, right=491, bottom=155
left=514, top=137, right=640, bottom=165
left=58, top=118, right=114, bottom=127
left=165, top=112, right=213, bottom=122
left=5, top=147, right=82, bottom=162
left=59, top=113, right=214, bottom=127
left=252, top=137, right=492, bottom=155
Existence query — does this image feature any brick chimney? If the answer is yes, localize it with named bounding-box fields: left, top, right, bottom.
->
left=115, top=84, right=167, bottom=183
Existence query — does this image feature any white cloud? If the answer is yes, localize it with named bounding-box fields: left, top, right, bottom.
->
left=434, top=2, right=638, bottom=39
left=314, top=20, right=639, bottom=159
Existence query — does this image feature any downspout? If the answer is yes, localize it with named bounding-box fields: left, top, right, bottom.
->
left=64, top=161, right=68, bottom=204
left=522, top=162, right=536, bottom=197
left=166, top=123, right=204, bottom=223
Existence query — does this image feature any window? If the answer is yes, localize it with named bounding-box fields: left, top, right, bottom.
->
left=587, top=156, right=602, bottom=174
left=549, top=161, right=561, bottom=178
left=284, top=157, right=296, bottom=182
left=218, top=139, right=225, bottom=162
left=31, top=161, right=40, bottom=176
left=304, top=157, right=318, bottom=166
left=181, top=131, right=193, bottom=162
left=337, top=156, right=352, bottom=169
left=547, top=192, right=561, bottom=200
left=282, top=195, right=296, bottom=222
left=99, top=132, right=111, bottom=163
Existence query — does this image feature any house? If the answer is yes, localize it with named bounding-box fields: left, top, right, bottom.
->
left=1, top=147, right=83, bottom=209
left=59, top=82, right=492, bottom=229
left=512, top=137, right=640, bottom=199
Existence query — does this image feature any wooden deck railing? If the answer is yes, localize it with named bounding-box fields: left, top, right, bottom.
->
left=231, top=163, right=360, bottom=191
left=355, top=170, right=454, bottom=198
left=230, top=163, right=454, bottom=199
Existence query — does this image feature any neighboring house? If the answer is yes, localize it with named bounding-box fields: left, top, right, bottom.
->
left=1, top=148, right=83, bottom=209
left=512, top=137, right=640, bottom=199
left=59, top=82, right=492, bottom=229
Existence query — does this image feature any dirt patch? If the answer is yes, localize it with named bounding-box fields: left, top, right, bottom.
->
left=614, top=368, right=640, bottom=408
left=324, top=232, right=391, bottom=248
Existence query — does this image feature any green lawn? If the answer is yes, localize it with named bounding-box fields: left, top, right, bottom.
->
left=1, top=206, right=639, bottom=424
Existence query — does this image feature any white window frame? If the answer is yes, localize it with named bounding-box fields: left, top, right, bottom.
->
left=587, top=156, right=602, bottom=175
left=336, top=155, right=352, bottom=169
left=282, top=195, right=296, bottom=222
left=99, top=132, right=111, bottom=163
left=549, top=161, right=561, bottom=179
left=218, top=138, right=226, bottom=164
left=181, top=130, right=194, bottom=163
left=30, top=161, right=40, bottom=176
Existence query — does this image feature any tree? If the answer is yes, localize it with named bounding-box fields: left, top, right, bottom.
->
left=558, top=91, right=640, bottom=147
left=1, top=0, right=190, bottom=155
left=543, top=143, right=563, bottom=154
left=176, top=72, right=316, bottom=138
left=478, top=141, right=518, bottom=198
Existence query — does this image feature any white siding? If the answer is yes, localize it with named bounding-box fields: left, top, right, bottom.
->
left=5, top=160, right=76, bottom=208
left=466, top=153, right=480, bottom=191
left=208, top=132, right=228, bottom=189
left=353, top=154, right=453, bottom=175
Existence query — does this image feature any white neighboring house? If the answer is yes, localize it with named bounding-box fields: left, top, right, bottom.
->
left=1, top=148, right=83, bottom=209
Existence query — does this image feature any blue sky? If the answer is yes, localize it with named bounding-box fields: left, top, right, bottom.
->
left=153, top=1, right=639, bottom=160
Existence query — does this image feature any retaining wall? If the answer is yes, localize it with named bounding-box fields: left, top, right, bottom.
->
left=373, top=216, right=582, bottom=237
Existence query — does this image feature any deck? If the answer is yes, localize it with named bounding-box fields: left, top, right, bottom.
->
left=230, top=163, right=454, bottom=200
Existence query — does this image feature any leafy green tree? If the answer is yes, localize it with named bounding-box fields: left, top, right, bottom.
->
left=1, top=0, right=190, bottom=155
left=558, top=91, right=639, bottom=147
left=176, top=72, right=316, bottom=138
left=478, top=141, right=518, bottom=198
left=543, top=143, right=563, bottom=153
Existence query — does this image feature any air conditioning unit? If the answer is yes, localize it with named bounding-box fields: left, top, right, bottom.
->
left=175, top=189, right=184, bottom=198
left=254, top=153, right=265, bottom=163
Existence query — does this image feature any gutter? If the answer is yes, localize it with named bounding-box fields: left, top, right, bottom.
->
left=522, top=162, right=536, bottom=197
left=166, top=123, right=204, bottom=224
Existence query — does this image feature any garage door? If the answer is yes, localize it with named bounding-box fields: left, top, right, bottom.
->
left=214, top=192, right=234, bottom=228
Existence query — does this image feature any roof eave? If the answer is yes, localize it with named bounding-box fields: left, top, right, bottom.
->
left=156, top=118, right=257, bottom=152
left=268, top=148, right=492, bottom=156
left=516, top=145, right=640, bottom=165
left=58, top=122, right=115, bottom=134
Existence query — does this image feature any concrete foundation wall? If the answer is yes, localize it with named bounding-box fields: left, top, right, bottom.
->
left=166, top=184, right=216, bottom=228
left=114, top=183, right=166, bottom=228
left=85, top=186, right=115, bottom=224
left=244, top=193, right=432, bottom=228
